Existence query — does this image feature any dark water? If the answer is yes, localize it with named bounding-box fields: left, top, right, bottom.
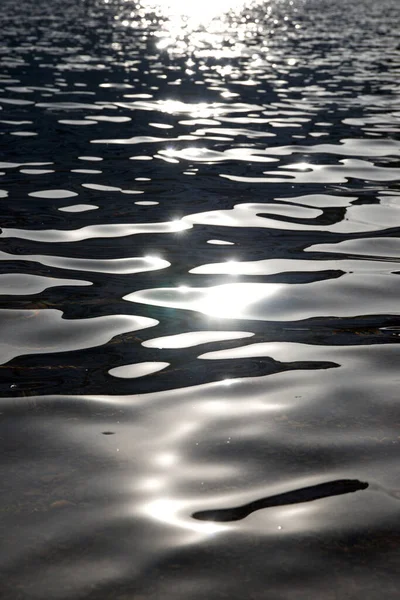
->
left=1, top=0, right=400, bottom=597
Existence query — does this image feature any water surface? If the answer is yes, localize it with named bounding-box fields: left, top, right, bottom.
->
left=1, top=0, right=400, bottom=598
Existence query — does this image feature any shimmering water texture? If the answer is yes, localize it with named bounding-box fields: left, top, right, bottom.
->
left=0, top=0, right=400, bottom=598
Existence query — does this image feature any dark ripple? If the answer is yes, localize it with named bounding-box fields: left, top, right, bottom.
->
left=193, top=479, right=369, bottom=521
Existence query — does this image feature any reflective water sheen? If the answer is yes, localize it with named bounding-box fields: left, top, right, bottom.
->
left=1, top=0, right=400, bottom=597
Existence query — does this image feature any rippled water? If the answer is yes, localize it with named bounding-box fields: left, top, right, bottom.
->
left=1, top=0, right=400, bottom=597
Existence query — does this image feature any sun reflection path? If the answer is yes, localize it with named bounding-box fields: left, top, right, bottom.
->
left=125, top=0, right=265, bottom=55
left=125, top=282, right=282, bottom=320
left=138, top=0, right=252, bottom=22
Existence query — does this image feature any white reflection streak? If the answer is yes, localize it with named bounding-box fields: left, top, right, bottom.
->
left=159, top=102, right=219, bottom=118
left=142, top=498, right=225, bottom=535
left=290, top=162, right=313, bottom=171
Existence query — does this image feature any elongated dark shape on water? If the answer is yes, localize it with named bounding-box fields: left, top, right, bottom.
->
left=192, top=479, right=369, bottom=522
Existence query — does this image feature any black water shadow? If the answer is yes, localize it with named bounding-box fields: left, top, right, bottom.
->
left=192, top=479, right=369, bottom=522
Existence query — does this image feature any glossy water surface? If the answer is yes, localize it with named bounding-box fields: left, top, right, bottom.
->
left=1, top=0, right=400, bottom=598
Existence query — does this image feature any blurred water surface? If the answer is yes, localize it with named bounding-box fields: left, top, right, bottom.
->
left=0, top=0, right=400, bottom=598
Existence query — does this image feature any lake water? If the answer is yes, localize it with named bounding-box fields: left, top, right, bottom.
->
left=1, top=0, right=400, bottom=598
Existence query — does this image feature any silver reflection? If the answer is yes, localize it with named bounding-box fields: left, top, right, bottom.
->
left=116, top=0, right=266, bottom=57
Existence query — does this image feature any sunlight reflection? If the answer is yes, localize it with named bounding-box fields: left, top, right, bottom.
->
left=269, top=504, right=317, bottom=534
left=290, top=162, right=313, bottom=171
left=142, top=498, right=225, bottom=535
left=200, top=283, right=279, bottom=319
left=139, top=0, right=249, bottom=21
left=200, top=400, right=232, bottom=414
left=144, top=254, right=160, bottom=262
left=169, top=219, right=187, bottom=231
left=130, top=0, right=262, bottom=56
left=221, top=378, right=236, bottom=386
left=158, top=101, right=222, bottom=119
left=125, top=282, right=282, bottom=320
left=154, top=452, right=179, bottom=467
left=136, top=477, right=165, bottom=492
left=163, top=145, right=176, bottom=154
left=225, top=260, right=241, bottom=275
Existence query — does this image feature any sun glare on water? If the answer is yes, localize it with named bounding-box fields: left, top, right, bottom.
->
left=138, top=0, right=248, bottom=20
left=116, top=0, right=264, bottom=55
